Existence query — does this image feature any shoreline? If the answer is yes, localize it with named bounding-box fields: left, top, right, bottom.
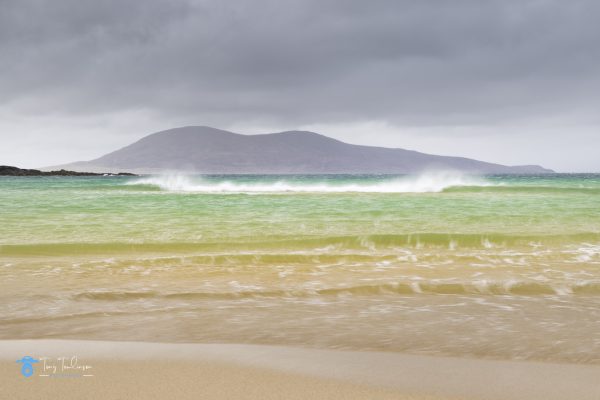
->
left=2, top=340, right=599, bottom=400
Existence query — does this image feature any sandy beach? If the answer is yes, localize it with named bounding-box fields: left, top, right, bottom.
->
left=2, top=340, right=599, bottom=400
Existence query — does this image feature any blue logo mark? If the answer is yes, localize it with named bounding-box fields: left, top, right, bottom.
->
left=16, top=356, right=39, bottom=377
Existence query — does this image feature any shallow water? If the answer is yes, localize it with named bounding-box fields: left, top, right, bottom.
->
left=1, top=173, right=599, bottom=363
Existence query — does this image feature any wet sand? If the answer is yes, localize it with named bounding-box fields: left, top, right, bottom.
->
left=1, top=340, right=599, bottom=400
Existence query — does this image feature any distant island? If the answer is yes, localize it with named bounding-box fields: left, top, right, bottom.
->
left=46, top=126, right=553, bottom=174
left=0, top=165, right=136, bottom=176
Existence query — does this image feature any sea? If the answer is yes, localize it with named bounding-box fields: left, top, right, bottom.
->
left=1, top=172, right=599, bottom=364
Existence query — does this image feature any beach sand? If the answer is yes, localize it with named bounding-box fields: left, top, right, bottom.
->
left=1, top=340, right=599, bottom=400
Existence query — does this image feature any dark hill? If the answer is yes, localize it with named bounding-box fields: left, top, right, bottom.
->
left=0, top=165, right=136, bottom=176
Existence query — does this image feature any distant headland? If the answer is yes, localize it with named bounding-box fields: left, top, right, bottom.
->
left=46, top=126, right=554, bottom=175
left=0, top=165, right=136, bottom=177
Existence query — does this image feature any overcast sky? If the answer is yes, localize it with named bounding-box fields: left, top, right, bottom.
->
left=1, top=0, right=599, bottom=171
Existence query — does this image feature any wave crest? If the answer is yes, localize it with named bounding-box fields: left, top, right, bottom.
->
left=125, top=171, right=490, bottom=193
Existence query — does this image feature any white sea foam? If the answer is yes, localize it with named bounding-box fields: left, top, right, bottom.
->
left=125, top=171, right=491, bottom=193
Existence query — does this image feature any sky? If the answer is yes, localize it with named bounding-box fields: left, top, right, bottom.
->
left=1, top=0, right=599, bottom=172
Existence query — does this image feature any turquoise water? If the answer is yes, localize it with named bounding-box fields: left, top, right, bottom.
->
left=1, top=173, right=600, bottom=363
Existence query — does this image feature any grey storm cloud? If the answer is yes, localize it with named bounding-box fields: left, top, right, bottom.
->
left=1, top=0, right=600, bottom=171
left=1, top=0, right=599, bottom=125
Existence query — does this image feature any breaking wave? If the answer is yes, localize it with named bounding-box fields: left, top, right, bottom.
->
left=125, top=171, right=491, bottom=193
left=55, top=281, right=600, bottom=300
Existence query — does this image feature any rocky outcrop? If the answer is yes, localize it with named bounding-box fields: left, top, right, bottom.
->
left=0, top=165, right=136, bottom=176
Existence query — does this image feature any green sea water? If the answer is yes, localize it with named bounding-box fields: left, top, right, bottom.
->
left=1, top=173, right=600, bottom=363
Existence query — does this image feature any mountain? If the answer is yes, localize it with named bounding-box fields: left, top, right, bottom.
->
left=48, top=126, right=553, bottom=174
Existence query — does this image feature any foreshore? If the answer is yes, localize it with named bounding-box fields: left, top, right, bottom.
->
left=1, top=340, right=599, bottom=400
